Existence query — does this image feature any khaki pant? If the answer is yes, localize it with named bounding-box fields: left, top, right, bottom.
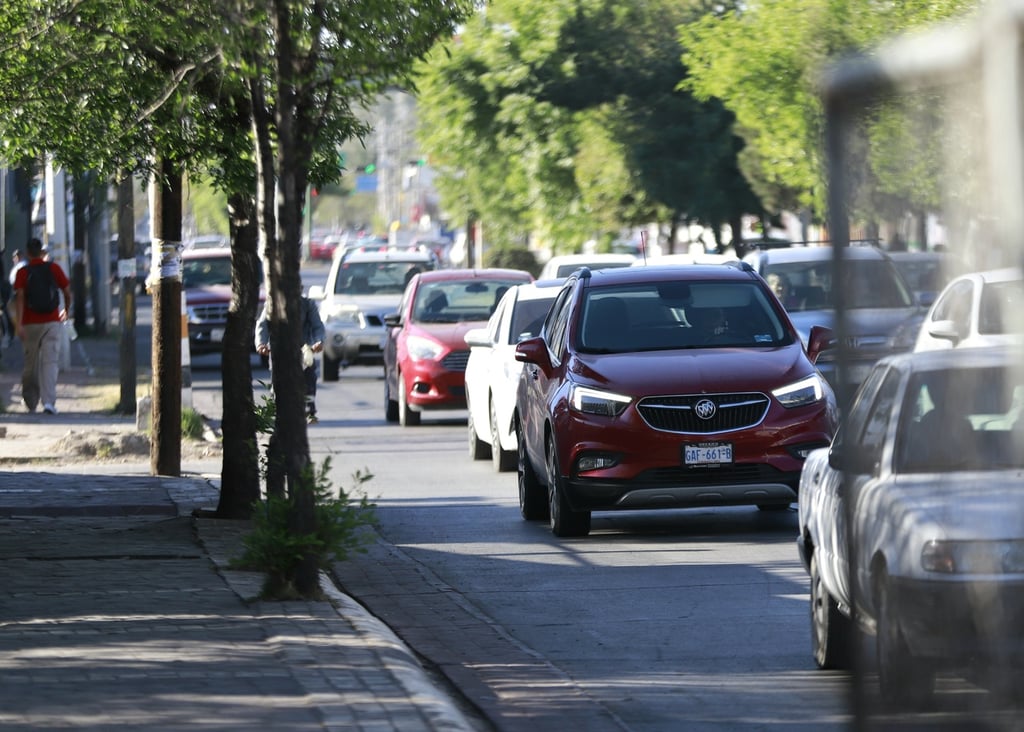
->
left=21, top=321, right=61, bottom=411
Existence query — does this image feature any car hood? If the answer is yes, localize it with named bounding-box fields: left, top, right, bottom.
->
left=789, top=307, right=919, bottom=339
left=185, top=285, right=233, bottom=306
left=569, top=344, right=813, bottom=396
left=409, top=321, right=486, bottom=350
left=324, top=293, right=402, bottom=315
left=887, top=472, right=1024, bottom=539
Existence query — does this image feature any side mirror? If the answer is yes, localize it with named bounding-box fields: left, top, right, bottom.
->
left=383, top=312, right=401, bottom=328
left=307, top=285, right=325, bottom=300
left=464, top=327, right=491, bottom=348
left=827, top=444, right=874, bottom=475
left=514, top=336, right=551, bottom=369
left=926, top=319, right=961, bottom=345
left=805, top=325, right=836, bottom=364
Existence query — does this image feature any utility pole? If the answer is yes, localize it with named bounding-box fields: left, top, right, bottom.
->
left=149, top=158, right=182, bottom=477
left=116, top=174, right=138, bottom=415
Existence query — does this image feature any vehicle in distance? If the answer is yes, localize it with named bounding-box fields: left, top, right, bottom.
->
left=464, top=281, right=560, bottom=471
left=181, top=247, right=263, bottom=355
left=743, top=245, right=923, bottom=402
left=887, top=249, right=953, bottom=308
left=538, top=253, right=636, bottom=279
left=308, top=250, right=437, bottom=381
left=797, top=346, right=1024, bottom=706
left=514, top=262, right=838, bottom=537
left=383, top=268, right=534, bottom=426
left=913, top=266, right=1022, bottom=352
left=309, top=232, right=345, bottom=261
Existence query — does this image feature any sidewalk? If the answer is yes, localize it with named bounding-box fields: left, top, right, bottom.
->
left=0, top=333, right=478, bottom=731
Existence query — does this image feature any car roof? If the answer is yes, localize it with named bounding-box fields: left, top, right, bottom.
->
left=883, top=343, right=1022, bottom=373
left=573, top=261, right=758, bottom=286
left=339, top=250, right=436, bottom=264
left=744, top=245, right=891, bottom=264
left=544, top=253, right=636, bottom=265
left=415, top=268, right=533, bottom=283
left=181, top=247, right=231, bottom=260
left=509, top=281, right=563, bottom=301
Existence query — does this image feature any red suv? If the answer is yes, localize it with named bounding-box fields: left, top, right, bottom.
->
left=384, top=268, right=533, bottom=426
left=514, top=262, right=838, bottom=537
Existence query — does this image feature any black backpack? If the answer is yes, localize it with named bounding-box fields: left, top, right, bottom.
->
left=26, top=262, right=59, bottom=313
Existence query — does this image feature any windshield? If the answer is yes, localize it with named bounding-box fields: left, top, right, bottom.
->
left=334, top=260, right=433, bottom=296
left=182, top=257, right=232, bottom=288
left=413, top=279, right=528, bottom=324
left=576, top=281, right=792, bottom=353
left=764, top=258, right=914, bottom=311
left=897, top=365, right=1024, bottom=472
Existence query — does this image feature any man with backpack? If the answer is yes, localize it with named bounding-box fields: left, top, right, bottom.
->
left=12, top=237, right=72, bottom=414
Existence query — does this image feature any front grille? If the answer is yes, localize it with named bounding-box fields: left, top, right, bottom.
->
left=442, top=350, right=470, bottom=372
left=191, top=303, right=229, bottom=322
left=637, top=392, right=769, bottom=434
left=633, top=463, right=793, bottom=488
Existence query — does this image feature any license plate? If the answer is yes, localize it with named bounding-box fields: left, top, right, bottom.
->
left=211, top=328, right=225, bottom=342
left=684, top=442, right=733, bottom=465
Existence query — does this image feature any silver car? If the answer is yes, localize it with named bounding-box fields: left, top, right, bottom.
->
left=308, top=250, right=436, bottom=380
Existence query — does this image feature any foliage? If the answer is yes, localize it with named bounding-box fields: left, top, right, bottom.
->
left=485, top=245, right=540, bottom=277
left=235, top=460, right=378, bottom=600
left=181, top=407, right=206, bottom=441
left=416, top=0, right=756, bottom=253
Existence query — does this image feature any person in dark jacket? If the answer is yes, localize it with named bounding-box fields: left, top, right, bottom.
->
left=255, top=295, right=326, bottom=423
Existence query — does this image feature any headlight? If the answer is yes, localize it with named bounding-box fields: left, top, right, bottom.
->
left=570, top=385, right=631, bottom=417
left=922, top=539, right=1024, bottom=574
left=324, top=305, right=361, bottom=327
left=406, top=334, right=445, bottom=362
left=772, top=374, right=824, bottom=408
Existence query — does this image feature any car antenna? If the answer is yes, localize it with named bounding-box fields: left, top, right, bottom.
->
left=640, top=230, right=648, bottom=265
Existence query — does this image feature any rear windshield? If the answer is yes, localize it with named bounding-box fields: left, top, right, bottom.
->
left=764, top=258, right=914, bottom=311
left=413, top=278, right=530, bottom=324
left=577, top=281, right=792, bottom=353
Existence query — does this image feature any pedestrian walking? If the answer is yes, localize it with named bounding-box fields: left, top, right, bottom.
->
left=12, top=238, right=72, bottom=414
left=255, top=294, right=325, bottom=423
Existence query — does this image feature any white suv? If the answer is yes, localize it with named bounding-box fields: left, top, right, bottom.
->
left=308, top=250, right=437, bottom=380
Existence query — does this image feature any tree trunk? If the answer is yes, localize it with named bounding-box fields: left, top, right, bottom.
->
left=71, top=176, right=88, bottom=334
left=116, top=174, right=138, bottom=415
left=150, top=157, right=182, bottom=477
left=216, top=191, right=263, bottom=518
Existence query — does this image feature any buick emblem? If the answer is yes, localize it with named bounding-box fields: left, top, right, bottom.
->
left=695, top=398, right=717, bottom=420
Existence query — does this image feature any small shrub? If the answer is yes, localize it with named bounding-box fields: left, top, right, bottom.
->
left=484, top=244, right=540, bottom=277
left=181, top=407, right=205, bottom=440
left=234, top=458, right=378, bottom=599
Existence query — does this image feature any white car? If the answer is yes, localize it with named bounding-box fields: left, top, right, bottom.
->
left=797, top=345, right=1024, bottom=706
left=308, top=250, right=436, bottom=380
left=463, top=282, right=559, bottom=471
left=913, top=266, right=1022, bottom=351
left=537, top=253, right=636, bottom=280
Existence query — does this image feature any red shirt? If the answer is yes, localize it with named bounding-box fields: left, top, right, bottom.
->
left=14, top=258, right=70, bottom=324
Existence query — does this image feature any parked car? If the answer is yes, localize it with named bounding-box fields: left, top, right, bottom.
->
left=538, top=253, right=637, bottom=279
left=743, top=245, right=923, bottom=403
left=913, top=267, right=1022, bottom=352
left=464, top=281, right=561, bottom=472
left=181, top=247, right=263, bottom=355
left=308, top=250, right=437, bottom=381
left=887, top=250, right=954, bottom=308
left=514, top=262, right=838, bottom=537
left=797, top=345, right=1024, bottom=706
left=184, top=234, right=228, bottom=250
left=383, top=268, right=534, bottom=426
left=309, top=233, right=345, bottom=261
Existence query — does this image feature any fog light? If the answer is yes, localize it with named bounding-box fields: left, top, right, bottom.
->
left=787, top=442, right=829, bottom=460
left=576, top=454, right=618, bottom=472
left=413, top=382, right=431, bottom=394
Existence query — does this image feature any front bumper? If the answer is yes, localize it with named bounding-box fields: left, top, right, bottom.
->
left=402, top=352, right=469, bottom=411
left=324, top=325, right=386, bottom=366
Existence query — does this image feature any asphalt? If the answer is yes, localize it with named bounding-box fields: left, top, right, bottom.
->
left=0, top=328, right=479, bottom=731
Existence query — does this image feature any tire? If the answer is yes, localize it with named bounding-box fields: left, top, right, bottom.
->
left=810, top=553, right=853, bottom=670
left=490, top=398, right=516, bottom=473
left=876, top=572, right=934, bottom=708
left=398, top=370, right=420, bottom=427
left=546, top=436, right=591, bottom=537
left=517, top=420, right=548, bottom=521
left=322, top=353, right=341, bottom=382
left=467, top=405, right=490, bottom=460
left=384, top=374, right=399, bottom=423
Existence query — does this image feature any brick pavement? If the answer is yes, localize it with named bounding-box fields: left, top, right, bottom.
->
left=0, top=333, right=478, bottom=731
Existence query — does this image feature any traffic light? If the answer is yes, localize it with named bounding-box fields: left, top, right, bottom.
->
left=357, top=163, right=376, bottom=174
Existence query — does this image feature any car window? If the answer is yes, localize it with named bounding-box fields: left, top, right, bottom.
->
left=930, top=278, right=972, bottom=338
left=763, top=259, right=913, bottom=311
left=576, top=281, right=789, bottom=353
left=543, top=287, right=573, bottom=362
left=979, top=280, right=1022, bottom=335
left=412, top=279, right=524, bottom=324
left=335, top=260, right=431, bottom=296
left=854, top=367, right=901, bottom=466
left=182, top=257, right=233, bottom=288
left=509, top=296, right=556, bottom=344
left=897, top=365, right=1024, bottom=472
